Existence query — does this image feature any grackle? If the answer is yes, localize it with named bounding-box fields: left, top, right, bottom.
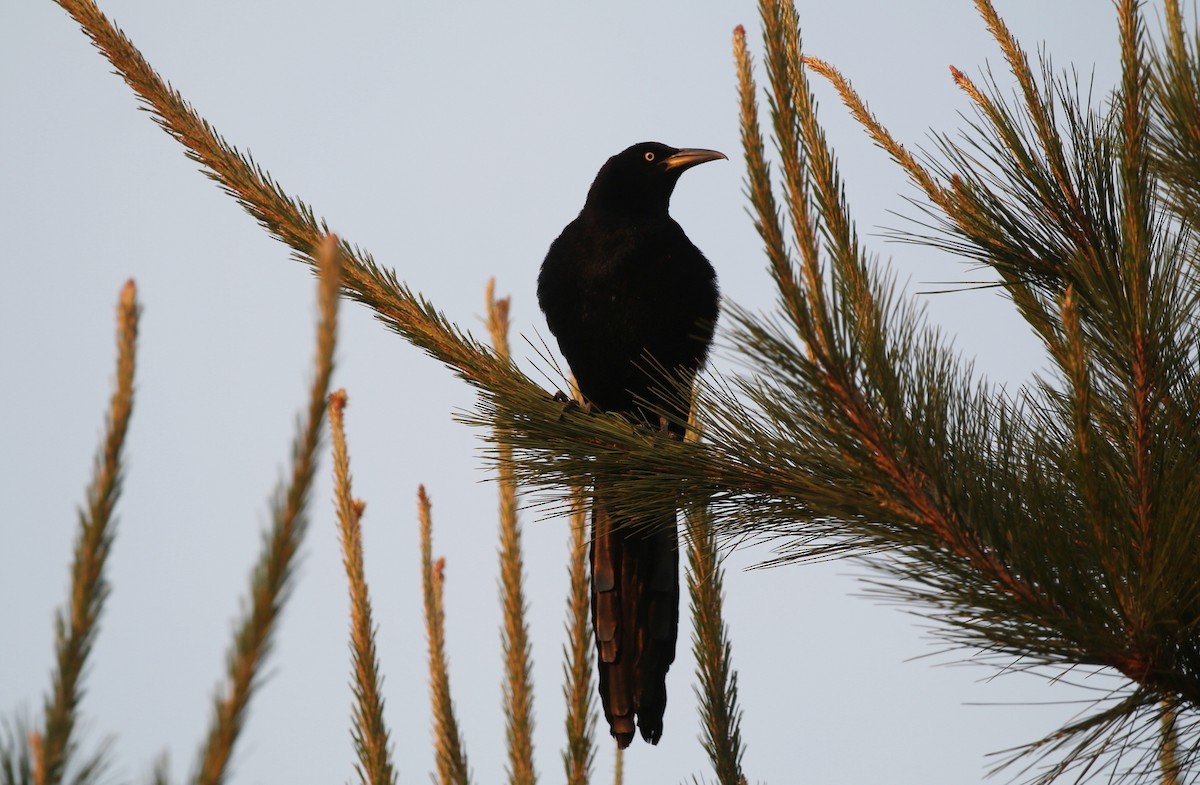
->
left=538, top=141, right=724, bottom=747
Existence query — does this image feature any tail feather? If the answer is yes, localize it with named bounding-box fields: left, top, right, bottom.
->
left=592, top=504, right=620, bottom=663
left=634, top=520, right=678, bottom=745
left=590, top=488, right=679, bottom=748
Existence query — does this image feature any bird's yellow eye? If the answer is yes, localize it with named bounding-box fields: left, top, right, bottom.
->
left=644, top=151, right=655, bottom=161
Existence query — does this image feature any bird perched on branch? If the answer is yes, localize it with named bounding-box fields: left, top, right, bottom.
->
left=538, top=141, right=724, bottom=747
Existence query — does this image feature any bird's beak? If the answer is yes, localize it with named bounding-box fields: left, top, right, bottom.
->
left=662, top=148, right=728, bottom=171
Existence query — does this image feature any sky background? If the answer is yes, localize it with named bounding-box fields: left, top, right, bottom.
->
left=1, top=1, right=1148, bottom=783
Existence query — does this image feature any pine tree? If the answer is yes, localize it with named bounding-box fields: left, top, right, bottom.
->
left=38, top=0, right=1200, bottom=780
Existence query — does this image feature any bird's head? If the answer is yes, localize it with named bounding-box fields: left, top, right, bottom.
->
left=584, top=142, right=726, bottom=217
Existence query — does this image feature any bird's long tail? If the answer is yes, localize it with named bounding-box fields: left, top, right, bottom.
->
left=590, top=481, right=679, bottom=748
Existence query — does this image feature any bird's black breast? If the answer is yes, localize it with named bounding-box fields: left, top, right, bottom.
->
left=538, top=212, right=719, bottom=422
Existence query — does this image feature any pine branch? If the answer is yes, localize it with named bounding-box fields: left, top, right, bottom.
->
left=560, top=377, right=596, bottom=785
left=973, top=0, right=1087, bottom=235
left=681, top=414, right=746, bottom=785
left=742, top=0, right=1049, bottom=609
left=1151, top=0, right=1200, bottom=230
left=418, top=487, right=472, bottom=785
left=743, top=0, right=1200, bottom=779
left=800, top=54, right=1062, bottom=352
left=732, top=24, right=803, bottom=334
left=1114, top=0, right=1161, bottom=685
left=330, top=381, right=398, bottom=785
left=326, top=235, right=397, bottom=785
left=49, top=0, right=533, bottom=408
left=686, top=502, right=746, bottom=785
left=486, top=281, right=537, bottom=785
left=190, top=235, right=340, bottom=785
left=36, top=280, right=138, bottom=785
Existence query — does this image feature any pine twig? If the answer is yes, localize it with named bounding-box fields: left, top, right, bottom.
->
left=486, top=280, right=537, bottom=785
left=683, top=411, right=746, bottom=785
left=687, top=506, right=746, bottom=785
left=561, top=379, right=596, bottom=785
left=330, top=384, right=397, bottom=785
left=418, top=487, right=472, bottom=785
left=733, top=23, right=802, bottom=334
left=191, top=235, right=340, bottom=785
left=36, top=280, right=139, bottom=785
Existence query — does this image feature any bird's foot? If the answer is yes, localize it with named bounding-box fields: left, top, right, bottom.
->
left=552, top=390, right=595, bottom=420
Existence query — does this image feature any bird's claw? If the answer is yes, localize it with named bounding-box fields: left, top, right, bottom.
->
left=632, top=416, right=682, bottom=441
left=552, top=390, right=595, bottom=420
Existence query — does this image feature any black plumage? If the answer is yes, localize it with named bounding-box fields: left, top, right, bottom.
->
left=537, top=141, right=723, bottom=747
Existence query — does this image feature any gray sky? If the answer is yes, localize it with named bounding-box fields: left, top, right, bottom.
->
left=2, top=1, right=1137, bottom=783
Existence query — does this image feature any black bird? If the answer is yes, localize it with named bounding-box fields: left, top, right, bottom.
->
left=538, top=141, right=723, bottom=747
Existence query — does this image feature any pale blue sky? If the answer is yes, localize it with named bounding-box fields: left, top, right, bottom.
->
left=2, top=2, right=1136, bottom=783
